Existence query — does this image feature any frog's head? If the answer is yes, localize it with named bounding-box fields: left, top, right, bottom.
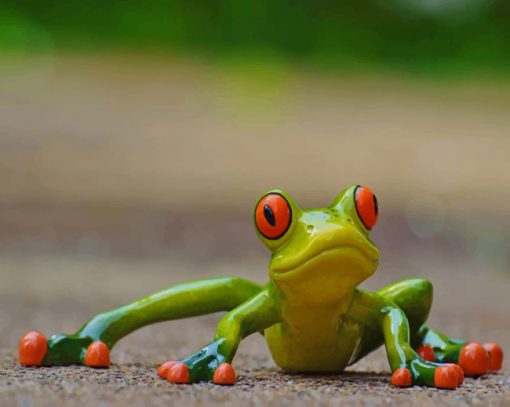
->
left=254, top=185, right=380, bottom=306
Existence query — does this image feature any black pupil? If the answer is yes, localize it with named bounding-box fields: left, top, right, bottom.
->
left=373, top=194, right=379, bottom=216
left=263, top=204, right=276, bottom=227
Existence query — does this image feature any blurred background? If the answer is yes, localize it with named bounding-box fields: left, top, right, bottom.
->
left=1, top=0, right=510, bottom=404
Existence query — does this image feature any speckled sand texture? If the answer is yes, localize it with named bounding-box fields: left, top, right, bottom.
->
left=1, top=254, right=509, bottom=406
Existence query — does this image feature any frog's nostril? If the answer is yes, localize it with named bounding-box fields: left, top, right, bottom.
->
left=306, top=224, right=314, bottom=233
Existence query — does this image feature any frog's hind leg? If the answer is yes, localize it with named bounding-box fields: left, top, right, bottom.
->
left=416, top=327, right=503, bottom=376
left=19, top=277, right=262, bottom=368
left=378, top=278, right=503, bottom=377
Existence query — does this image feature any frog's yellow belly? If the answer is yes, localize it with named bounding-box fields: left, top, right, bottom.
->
left=264, top=315, right=367, bottom=372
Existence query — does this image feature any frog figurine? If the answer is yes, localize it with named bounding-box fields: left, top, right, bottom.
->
left=19, top=185, right=503, bottom=389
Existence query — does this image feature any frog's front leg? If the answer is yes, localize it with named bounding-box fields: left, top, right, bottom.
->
left=350, top=289, right=463, bottom=389
left=376, top=278, right=503, bottom=377
left=19, top=277, right=262, bottom=368
left=160, top=284, right=280, bottom=385
left=381, top=305, right=464, bottom=389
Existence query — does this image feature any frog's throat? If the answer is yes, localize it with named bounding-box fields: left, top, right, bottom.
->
left=269, top=245, right=379, bottom=281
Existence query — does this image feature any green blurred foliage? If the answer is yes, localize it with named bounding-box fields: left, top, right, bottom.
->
left=1, top=0, right=510, bottom=76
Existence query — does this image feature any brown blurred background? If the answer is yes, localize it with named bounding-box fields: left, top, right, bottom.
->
left=1, top=2, right=510, bottom=405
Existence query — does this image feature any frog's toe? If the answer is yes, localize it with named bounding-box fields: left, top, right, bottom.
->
left=390, top=367, right=412, bottom=387
left=459, top=342, right=489, bottom=376
left=19, top=331, right=48, bottom=366
left=157, top=360, right=178, bottom=379
left=416, top=344, right=436, bottom=362
left=213, top=363, right=236, bottom=385
left=167, top=362, right=190, bottom=384
left=449, top=363, right=464, bottom=385
left=434, top=364, right=461, bottom=389
left=484, top=342, right=503, bottom=372
left=84, top=341, right=110, bottom=368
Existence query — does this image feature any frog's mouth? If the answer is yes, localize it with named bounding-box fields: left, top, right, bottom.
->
left=269, top=243, right=379, bottom=281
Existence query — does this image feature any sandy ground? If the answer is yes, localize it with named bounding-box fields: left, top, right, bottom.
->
left=0, top=54, right=510, bottom=405
left=0, top=233, right=509, bottom=407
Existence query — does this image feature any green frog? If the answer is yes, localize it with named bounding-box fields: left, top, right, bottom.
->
left=19, top=185, right=503, bottom=389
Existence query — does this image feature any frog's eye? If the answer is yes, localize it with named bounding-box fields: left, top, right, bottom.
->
left=355, top=186, right=378, bottom=230
left=255, top=193, right=292, bottom=240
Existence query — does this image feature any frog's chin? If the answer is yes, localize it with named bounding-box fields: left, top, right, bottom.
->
left=269, top=247, right=378, bottom=305
left=270, top=246, right=378, bottom=281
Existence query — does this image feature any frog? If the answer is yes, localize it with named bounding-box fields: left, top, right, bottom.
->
left=19, top=185, right=503, bottom=389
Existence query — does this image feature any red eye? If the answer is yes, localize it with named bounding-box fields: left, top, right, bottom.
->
left=355, top=186, right=378, bottom=230
left=255, top=193, right=292, bottom=240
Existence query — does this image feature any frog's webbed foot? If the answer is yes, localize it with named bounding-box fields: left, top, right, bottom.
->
left=391, top=358, right=464, bottom=389
left=456, top=341, right=503, bottom=375
left=157, top=339, right=236, bottom=385
left=158, top=360, right=235, bottom=385
left=19, top=331, right=110, bottom=368
left=416, top=341, right=503, bottom=376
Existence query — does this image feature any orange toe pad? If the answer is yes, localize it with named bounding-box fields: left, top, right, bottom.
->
left=213, top=363, right=236, bottom=385
left=158, top=360, right=178, bottom=379
left=19, top=331, right=47, bottom=366
left=459, top=342, right=489, bottom=376
left=484, top=342, right=503, bottom=372
left=85, top=341, right=110, bottom=367
left=434, top=365, right=460, bottom=389
left=448, top=363, right=464, bottom=385
left=167, top=362, right=190, bottom=384
left=417, top=344, right=436, bottom=362
left=391, top=367, right=412, bottom=387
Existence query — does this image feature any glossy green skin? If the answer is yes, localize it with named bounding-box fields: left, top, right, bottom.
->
left=41, top=185, right=466, bottom=386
